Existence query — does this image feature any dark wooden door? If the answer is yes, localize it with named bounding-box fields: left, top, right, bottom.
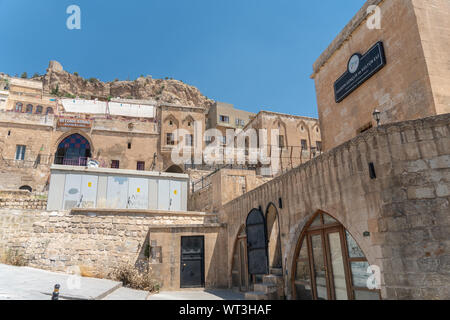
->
left=246, top=209, right=269, bottom=275
left=180, top=236, right=205, bottom=288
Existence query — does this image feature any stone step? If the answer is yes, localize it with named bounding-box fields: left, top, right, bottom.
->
left=253, top=283, right=277, bottom=294
left=270, top=268, right=283, bottom=276
left=245, top=291, right=278, bottom=300
left=263, top=274, right=283, bottom=285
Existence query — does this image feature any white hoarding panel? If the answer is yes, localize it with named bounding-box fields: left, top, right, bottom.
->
left=169, top=180, right=182, bottom=211
left=106, top=176, right=129, bottom=209
left=128, top=178, right=149, bottom=209
left=158, top=180, right=170, bottom=211
left=80, top=175, right=98, bottom=208
left=63, top=174, right=82, bottom=210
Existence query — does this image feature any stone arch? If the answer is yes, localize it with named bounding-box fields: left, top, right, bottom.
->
left=53, top=132, right=93, bottom=166
left=288, top=210, right=380, bottom=300
left=53, top=130, right=94, bottom=155
left=164, top=114, right=179, bottom=128
left=266, top=202, right=282, bottom=270
left=165, top=164, right=184, bottom=174
left=273, top=117, right=287, bottom=147
left=182, top=115, right=195, bottom=127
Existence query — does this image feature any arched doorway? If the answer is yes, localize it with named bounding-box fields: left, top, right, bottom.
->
left=246, top=208, right=269, bottom=275
left=54, top=133, right=92, bottom=166
left=165, top=164, right=184, bottom=174
left=292, top=211, right=381, bottom=300
left=231, top=226, right=252, bottom=292
left=266, top=203, right=282, bottom=270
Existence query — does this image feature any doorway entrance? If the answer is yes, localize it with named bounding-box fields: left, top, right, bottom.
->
left=292, top=211, right=381, bottom=300
left=55, top=133, right=92, bottom=166
left=246, top=208, right=269, bottom=275
left=231, top=226, right=252, bottom=292
left=180, top=236, right=205, bottom=288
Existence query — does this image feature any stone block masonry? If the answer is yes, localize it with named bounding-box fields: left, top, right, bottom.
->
left=222, top=113, right=450, bottom=300
left=0, top=208, right=218, bottom=286
left=0, top=190, right=47, bottom=210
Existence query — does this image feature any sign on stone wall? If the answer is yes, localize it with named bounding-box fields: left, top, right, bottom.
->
left=334, top=41, right=386, bottom=103
left=57, top=117, right=92, bottom=128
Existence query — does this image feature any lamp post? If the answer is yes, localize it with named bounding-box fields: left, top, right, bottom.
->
left=372, top=109, right=381, bottom=126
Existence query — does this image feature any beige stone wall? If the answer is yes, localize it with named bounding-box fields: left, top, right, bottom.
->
left=413, top=0, right=450, bottom=115
left=221, top=113, right=450, bottom=300
left=312, top=0, right=447, bottom=151
left=159, top=105, right=206, bottom=171
left=0, top=112, right=162, bottom=190
left=189, top=169, right=273, bottom=213
left=148, top=225, right=228, bottom=289
left=0, top=190, right=47, bottom=210
left=0, top=208, right=224, bottom=289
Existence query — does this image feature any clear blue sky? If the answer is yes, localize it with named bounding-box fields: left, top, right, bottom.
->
left=0, top=0, right=365, bottom=118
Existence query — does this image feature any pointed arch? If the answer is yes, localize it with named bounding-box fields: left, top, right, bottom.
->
left=291, top=210, right=381, bottom=300
left=266, top=202, right=282, bottom=270
left=164, top=114, right=179, bottom=127
left=54, top=132, right=93, bottom=166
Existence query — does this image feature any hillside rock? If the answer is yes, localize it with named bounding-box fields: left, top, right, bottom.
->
left=41, top=61, right=214, bottom=109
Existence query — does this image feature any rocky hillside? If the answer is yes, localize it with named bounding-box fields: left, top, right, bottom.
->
left=36, top=61, right=214, bottom=109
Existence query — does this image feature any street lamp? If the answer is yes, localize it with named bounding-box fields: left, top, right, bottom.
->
left=372, top=109, right=381, bottom=126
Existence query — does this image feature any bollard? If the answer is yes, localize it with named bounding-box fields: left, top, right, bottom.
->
left=51, top=284, right=60, bottom=300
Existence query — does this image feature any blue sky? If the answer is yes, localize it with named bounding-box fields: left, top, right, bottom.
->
left=0, top=0, right=365, bottom=118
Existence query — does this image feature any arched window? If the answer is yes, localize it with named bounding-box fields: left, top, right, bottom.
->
left=36, top=105, right=43, bottom=114
left=293, top=211, right=381, bottom=300
left=26, top=104, right=33, bottom=114
left=46, top=107, right=54, bottom=115
left=54, top=134, right=92, bottom=166
left=19, top=185, right=32, bottom=192
left=15, top=102, right=23, bottom=113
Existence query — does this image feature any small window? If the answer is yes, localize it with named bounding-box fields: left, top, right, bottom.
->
left=36, top=106, right=43, bottom=114
left=111, top=160, right=120, bottom=169
left=15, top=102, right=23, bottom=113
left=46, top=107, right=54, bottom=115
left=169, top=120, right=173, bottom=126
left=188, top=121, right=192, bottom=127
left=357, top=123, right=373, bottom=134
left=221, top=136, right=227, bottom=145
left=26, top=104, right=33, bottom=114
left=185, top=134, right=193, bottom=147
left=316, top=141, right=322, bottom=152
left=279, top=135, right=285, bottom=148
left=220, top=115, right=229, bottom=123
left=15, top=145, right=26, bottom=160
left=19, top=185, right=32, bottom=192
left=301, top=139, right=308, bottom=151
left=128, top=142, right=132, bottom=149
left=166, top=133, right=175, bottom=145
left=137, top=161, right=145, bottom=171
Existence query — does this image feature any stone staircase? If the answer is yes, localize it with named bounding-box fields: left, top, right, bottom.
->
left=244, top=268, right=284, bottom=300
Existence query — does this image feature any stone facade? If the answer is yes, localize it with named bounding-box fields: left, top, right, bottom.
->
left=0, top=190, right=47, bottom=210
left=312, top=0, right=450, bottom=151
left=0, top=208, right=225, bottom=289
left=221, top=113, right=450, bottom=300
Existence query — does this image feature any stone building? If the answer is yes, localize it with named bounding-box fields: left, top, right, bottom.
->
left=207, top=101, right=256, bottom=136
left=312, top=0, right=450, bottom=151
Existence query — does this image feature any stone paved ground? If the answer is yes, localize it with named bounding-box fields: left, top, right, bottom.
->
left=148, top=289, right=245, bottom=300
left=0, top=264, right=146, bottom=300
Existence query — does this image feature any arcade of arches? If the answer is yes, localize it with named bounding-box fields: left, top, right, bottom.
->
left=231, top=209, right=379, bottom=300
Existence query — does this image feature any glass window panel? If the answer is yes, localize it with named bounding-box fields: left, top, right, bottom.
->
left=328, top=232, right=348, bottom=300
left=310, top=215, right=322, bottom=227
left=323, top=214, right=338, bottom=225
left=295, top=282, right=313, bottom=300
left=311, top=234, right=327, bottom=300
left=354, top=290, right=380, bottom=300
left=346, top=231, right=365, bottom=258
left=296, top=244, right=311, bottom=282
left=351, top=261, right=371, bottom=288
